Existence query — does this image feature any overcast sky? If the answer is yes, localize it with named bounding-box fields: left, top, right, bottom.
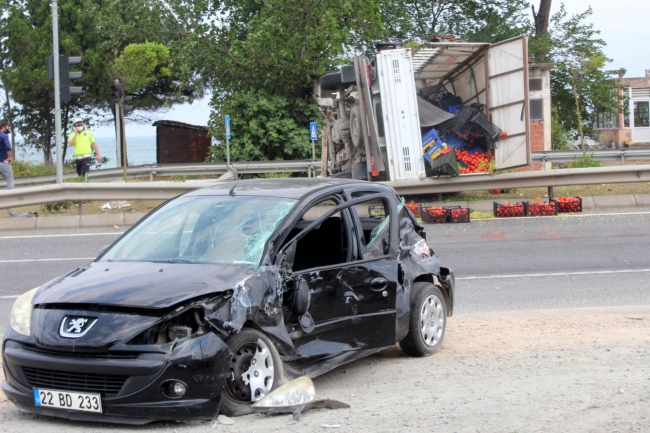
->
left=94, top=0, right=649, bottom=138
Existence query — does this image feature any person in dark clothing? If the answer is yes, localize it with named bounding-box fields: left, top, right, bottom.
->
left=0, top=121, right=18, bottom=217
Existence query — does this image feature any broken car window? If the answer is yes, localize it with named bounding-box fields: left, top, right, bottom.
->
left=100, top=196, right=296, bottom=268
left=348, top=195, right=391, bottom=258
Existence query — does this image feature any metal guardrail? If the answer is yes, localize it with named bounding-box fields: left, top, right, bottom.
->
left=4, top=149, right=650, bottom=188
left=2, top=165, right=650, bottom=209
left=531, top=149, right=650, bottom=166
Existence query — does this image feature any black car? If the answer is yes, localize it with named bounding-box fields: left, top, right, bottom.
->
left=2, top=178, right=454, bottom=424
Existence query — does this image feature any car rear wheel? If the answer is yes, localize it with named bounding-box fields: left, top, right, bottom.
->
left=220, top=328, right=284, bottom=416
left=399, top=282, right=447, bottom=357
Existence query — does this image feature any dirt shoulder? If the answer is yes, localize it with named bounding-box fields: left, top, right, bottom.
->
left=1, top=306, right=649, bottom=432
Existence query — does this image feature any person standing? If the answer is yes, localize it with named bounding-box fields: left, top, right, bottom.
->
left=68, top=118, right=101, bottom=179
left=0, top=122, right=14, bottom=190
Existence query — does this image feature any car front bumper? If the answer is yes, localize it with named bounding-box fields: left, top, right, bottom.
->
left=1, top=330, right=232, bottom=425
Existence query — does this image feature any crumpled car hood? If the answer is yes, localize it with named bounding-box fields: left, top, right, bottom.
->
left=34, top=261, right=254, bottom=309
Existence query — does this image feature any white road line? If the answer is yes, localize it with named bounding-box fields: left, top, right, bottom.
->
left=0, top=257, right=95, bottom=264
left=458, top=269, right=650, bottom=280
left=0, top=233, right=123, bottom=240
left=0, top=295, right=19, bottom=299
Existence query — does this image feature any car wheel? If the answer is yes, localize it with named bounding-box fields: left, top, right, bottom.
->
left=220, top=328, right=285, bottom=416
left=349, top=105, right=364, bottom=148
left=399, top=282, right=447, bottom=357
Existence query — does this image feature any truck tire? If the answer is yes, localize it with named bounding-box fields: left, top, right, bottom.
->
left=320, top=71, right=355, bottom=91
left=220, top=328, right=285, bottom=416
left=399, top=282, right=447, bottom=357
left=331, top=171, right=352, bottom=178
left=349, top=106, right=364, bottom=149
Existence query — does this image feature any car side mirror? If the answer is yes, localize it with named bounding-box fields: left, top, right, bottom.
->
left=292, top=279, right=311, bottom=316
left=98, top=245, right=110, bottom=256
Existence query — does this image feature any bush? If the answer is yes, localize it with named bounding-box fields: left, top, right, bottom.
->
left=11, top=161, right=57, bottom=177
left=568, top=153, right=602, bottom=168
left=42, top=201, right=74, bottom=214
left=263, top=171, right=292, bottom=178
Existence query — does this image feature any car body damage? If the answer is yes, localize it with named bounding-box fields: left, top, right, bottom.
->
left=2, top=178, right=454, bottom=424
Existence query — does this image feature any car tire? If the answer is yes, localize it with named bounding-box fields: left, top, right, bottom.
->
left=399, top=282, right=447, bottom=357
left=220, top=328, right=285, bottom=416
left=349, top=105, right=364, bottom=148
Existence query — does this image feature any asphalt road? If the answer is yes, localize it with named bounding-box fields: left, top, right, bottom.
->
left=1, top=211, right=650, bottom=335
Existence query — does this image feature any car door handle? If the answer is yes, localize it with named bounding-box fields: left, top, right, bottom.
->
left=370, top=277, right=388, bottom=291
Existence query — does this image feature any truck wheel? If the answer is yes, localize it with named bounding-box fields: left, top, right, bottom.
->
left=399, top=282, right=447, bottom=357
left=331, top=171, right=352, bottom=178
left=220, top=329, right=285, bottom=416
left=320, top=71, right=354, bottom=91
left=349, top=106, right=364, bottom=148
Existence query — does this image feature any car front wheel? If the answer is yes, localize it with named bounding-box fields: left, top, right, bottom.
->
left=399, top=282, right=447, bottom=357
left=220, top=328, right=285, bottom=416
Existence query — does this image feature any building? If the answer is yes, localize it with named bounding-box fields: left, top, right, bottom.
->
left=595, top=70, right=650, bottom=147
left=153, top=120, right=212, bottom=164
left=528, top=63, right=553, bottom=169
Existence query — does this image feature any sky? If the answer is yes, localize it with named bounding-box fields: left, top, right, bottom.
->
left=94, top=0, right=650, bottom=138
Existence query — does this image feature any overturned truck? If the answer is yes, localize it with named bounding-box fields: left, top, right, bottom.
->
left=317, top=36, right=533, bottom=181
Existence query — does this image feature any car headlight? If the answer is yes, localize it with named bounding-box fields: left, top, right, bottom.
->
left=10, top=288, right=38, bottom=336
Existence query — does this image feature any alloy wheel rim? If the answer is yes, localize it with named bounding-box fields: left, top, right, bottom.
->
left=419, top=294, right=444, bottom=347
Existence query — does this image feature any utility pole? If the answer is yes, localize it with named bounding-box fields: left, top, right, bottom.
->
left=51, top=0, right=63, bottom=183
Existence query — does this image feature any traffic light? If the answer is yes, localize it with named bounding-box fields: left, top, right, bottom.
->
left=123, top=96, right=134, bottom=114
left=110, top=83, right=123, bottom=102
left=47, top=55, right=83, bottom=102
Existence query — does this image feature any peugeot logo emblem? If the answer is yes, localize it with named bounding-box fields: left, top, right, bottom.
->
left=59, top=316, right=97, bottom=338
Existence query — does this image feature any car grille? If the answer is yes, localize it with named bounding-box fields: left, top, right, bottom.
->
left=22, top=367, right=128, bottom=395
left=22, top=344, right=138, bottom=360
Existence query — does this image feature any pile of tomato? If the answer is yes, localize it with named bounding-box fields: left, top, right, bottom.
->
left=495, top=203, right=525, bottom=217
left=552, top=197, right=582, bottom=213
left=405, top=202, right=420, bottom=218
left=449, top=207, right=469, bottom=223
left=455, top=150, right=489, bottom=174
left=527, top=202, right=557, bottom=216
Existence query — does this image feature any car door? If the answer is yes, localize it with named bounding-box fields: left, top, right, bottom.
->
left=278, top=193, right=398, bottom=358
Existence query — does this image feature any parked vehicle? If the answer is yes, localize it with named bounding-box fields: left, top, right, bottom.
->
left=2, top=178, right=454, bottom=424
left=317, top=36, right=532, bottom=181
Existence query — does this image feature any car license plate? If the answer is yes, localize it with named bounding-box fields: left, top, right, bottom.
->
left=34, top=388, right=102, bottom=413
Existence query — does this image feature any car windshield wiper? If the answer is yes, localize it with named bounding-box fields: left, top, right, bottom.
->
left=168, top=258, right=195, bottom=264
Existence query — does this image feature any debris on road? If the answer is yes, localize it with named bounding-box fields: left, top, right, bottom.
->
left=217, top=414, right=235, bottom=425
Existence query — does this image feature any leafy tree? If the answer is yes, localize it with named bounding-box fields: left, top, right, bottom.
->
left=380, top=0, right=531, bottom=44
left=529, top=5, right=622, bottom=152
left=204, top=0, right=385, bottom=162
left=113, top=43, right=171, bottom=93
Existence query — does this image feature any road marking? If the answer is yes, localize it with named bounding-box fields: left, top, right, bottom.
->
left=458, top=269, right=650, bottom=280
left=0, top=233, right=123, bottom=240
left=0, top=295, right=19, bottom=299
left=0, top=257, right=94, bottom=264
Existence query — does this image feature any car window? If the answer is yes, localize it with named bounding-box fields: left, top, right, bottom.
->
left=101, top=196, right=295, bottom=268
left=282, top=198, right=351, bottom=272
left=348, top=193, right=391, bottom=258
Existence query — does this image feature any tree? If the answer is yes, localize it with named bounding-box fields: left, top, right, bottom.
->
left=380, top=0, right=531, bottom=44
left=529, top=5, right=621, bottom=152
left=203, top=0, right=385, bottom=162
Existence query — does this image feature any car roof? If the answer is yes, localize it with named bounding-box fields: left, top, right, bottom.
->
left=184, top=178, right=394, bottom=200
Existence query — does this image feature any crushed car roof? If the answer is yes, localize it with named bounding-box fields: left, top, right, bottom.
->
left=186, top=178, right=390, bottom=199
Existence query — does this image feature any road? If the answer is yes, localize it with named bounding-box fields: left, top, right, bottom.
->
left=1, top=211, right=649, bottom=432
left=1, top=211, right=649, bottom=334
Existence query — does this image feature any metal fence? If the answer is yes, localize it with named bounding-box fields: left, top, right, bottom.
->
left=2, top=164, right=650, bottom=210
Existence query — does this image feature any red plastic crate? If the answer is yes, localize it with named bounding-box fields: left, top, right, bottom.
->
left=445, top=206, right=470, bottom=223
left=493, top=202, right=526, bottom=218
left=550, top=197, right=582, bottom=213
left=420, top=205, right=447, bottom=224
left=526, top=201, right=558, bottom=217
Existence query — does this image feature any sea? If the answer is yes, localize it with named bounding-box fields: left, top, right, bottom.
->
left=14, top=136, right=157, bottom=168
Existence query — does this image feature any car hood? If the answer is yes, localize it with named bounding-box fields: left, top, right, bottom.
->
left=34, top=261, right=255, bottom=309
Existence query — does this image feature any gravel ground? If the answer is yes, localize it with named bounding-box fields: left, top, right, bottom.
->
left=2, top=305, right=649, bottom=432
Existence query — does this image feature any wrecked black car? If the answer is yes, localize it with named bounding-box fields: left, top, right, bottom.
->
left=1, top=178, right=454, bottom=424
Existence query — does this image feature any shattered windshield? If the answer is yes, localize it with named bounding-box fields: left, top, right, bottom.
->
left=100, top=196, right=296, bottom=268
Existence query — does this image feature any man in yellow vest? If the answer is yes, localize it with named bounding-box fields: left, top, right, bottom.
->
left=68, top=118, right=101, bottom=178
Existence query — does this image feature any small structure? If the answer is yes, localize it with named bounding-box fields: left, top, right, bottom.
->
left=528, top=63, right=553, bottom=169
left=594, top=70, right=650, bottom=147
left=153, top=120, right=211, bottom=164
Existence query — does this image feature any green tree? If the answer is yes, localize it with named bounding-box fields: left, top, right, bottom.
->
left=380, top=0, right=531, bottom=44
left=203, top=0, right=385, bottom=162
left=113, top=43, right=171, bottom=93
left=529, top=5, right=621, bottom=152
